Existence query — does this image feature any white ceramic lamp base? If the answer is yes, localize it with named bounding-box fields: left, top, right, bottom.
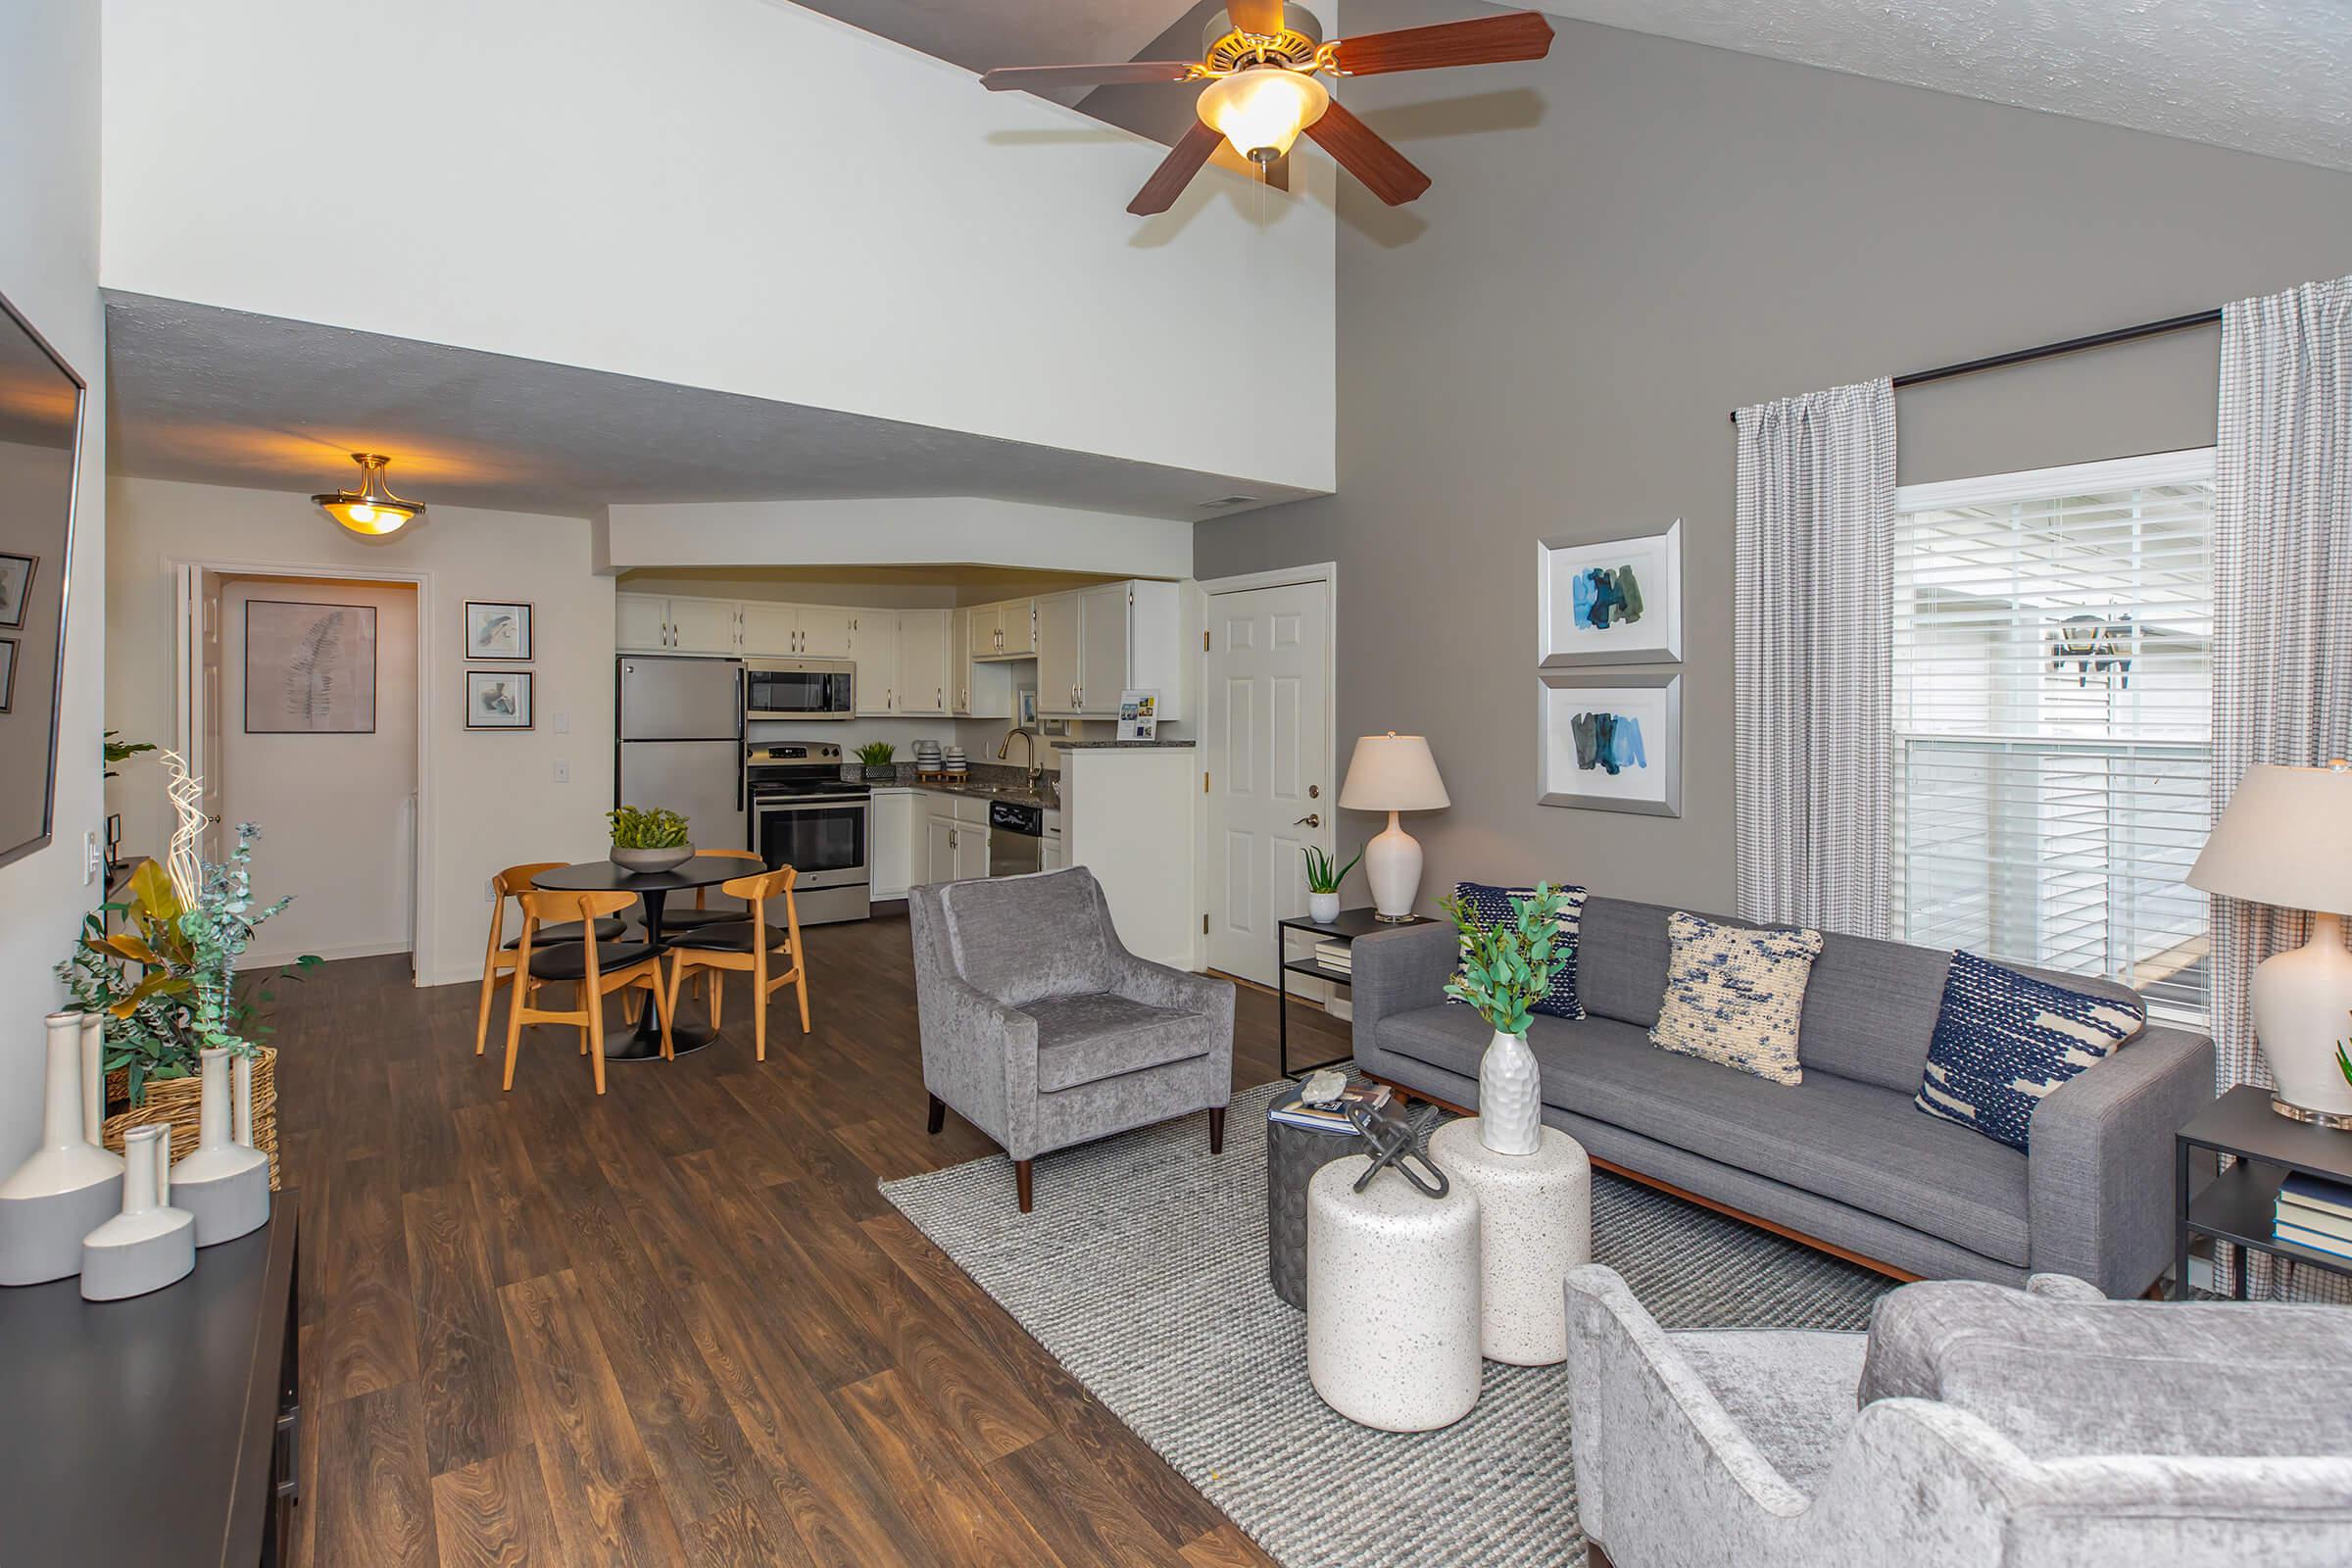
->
left=2253, top=911, right=2352, bottom=1126
left=1363, top=812, right=1424, bottom=922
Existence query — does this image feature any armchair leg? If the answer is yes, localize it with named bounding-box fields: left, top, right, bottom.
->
left=1208, top=1106, right=1226, bottom=1155
left=1586, top=1544, right=1614, bottom=1568
left=926, top=1094, right=945, bottom=1136
left=1014, top=1159, right=1033, bottom=1213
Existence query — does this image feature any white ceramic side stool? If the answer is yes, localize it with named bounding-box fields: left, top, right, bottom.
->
left=1429, top=1117, right=1592, bottom=1365
left=1305, top=1154, right=1482, bottom=1431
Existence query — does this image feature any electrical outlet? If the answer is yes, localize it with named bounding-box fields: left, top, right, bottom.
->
left=553, top=760, right=570, bottom=784
left=83, top=830, right=100, bottom=886
left=554, top=710, right=570, bottom=735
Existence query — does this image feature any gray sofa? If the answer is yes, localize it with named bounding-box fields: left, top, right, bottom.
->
left=907, top=867, right=1234, bottom=1211
left=1349, top=896, right=2216, bottom=1295
left=1565, top=1263, right=2352, bottom=1567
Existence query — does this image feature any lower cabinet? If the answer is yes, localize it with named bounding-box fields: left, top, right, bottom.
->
left=922, top=794, right=991, bottom=883
left=870, top=790, right=914, bottom=901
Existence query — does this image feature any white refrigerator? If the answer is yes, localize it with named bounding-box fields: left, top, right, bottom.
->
left=615, top=656, right=747, bottom=852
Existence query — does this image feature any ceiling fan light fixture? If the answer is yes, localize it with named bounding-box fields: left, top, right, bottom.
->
left=1198, top=68, right=1329, bottom=165
left=312, top=452, right=424, bottom=537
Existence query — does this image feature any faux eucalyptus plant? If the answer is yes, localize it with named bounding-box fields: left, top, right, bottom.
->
left=1439, top=882, right=1571, bottom=1039
left=608, top=805, right=691, bottom=849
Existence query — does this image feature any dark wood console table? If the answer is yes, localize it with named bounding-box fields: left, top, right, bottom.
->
left=0, top=1198, right=299, bottom=1565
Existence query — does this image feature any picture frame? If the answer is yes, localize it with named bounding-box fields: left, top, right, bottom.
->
left=466, top=669, right=534, bottom=729
left=0, top=553, right=35, bottom=630
left=1537, top=519, right=1682, bottom=666
left=465, top=599, right=533, bottom=661
left=1538, top=669, right=1681, bottom=817
left=243, top=599, right=377, bottom=734
left=0, top=637, right=15, bottom=712
left=1017, top=686, right=1039, bottom=727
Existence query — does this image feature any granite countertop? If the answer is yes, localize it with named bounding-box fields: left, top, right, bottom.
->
left=1051, top=739, right=1196, bottom=749
left=862, top=766, right=1059, bottom=809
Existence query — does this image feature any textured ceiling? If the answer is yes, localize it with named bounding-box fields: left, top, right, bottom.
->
left=103, top=295, right=1308, bottom=521
left=1528, top=0, right=2352, bottom=172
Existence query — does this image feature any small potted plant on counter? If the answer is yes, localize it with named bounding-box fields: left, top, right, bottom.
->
left=1301, top=844, right=1362, bottom=925
left=609, top=805, right=693, bottom=874
left=857, top=741, right=897, bottom=783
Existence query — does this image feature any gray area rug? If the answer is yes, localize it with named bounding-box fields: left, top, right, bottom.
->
left=880, top=1079, right=1893, bottom=1567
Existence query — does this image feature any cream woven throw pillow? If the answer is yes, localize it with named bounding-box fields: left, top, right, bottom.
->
left=1647, top=911, right=1824, bottom=1086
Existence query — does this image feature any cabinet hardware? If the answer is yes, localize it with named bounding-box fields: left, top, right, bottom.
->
left=1203, top=912, right=1210, bottom=935
left=1295, top=813, right=1321, bottom=827
left=1203, top=771, right=1209, bottom=793
left=1203, top=629, right=1210, bottom=651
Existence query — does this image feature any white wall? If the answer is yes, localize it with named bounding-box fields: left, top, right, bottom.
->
left=219, top=577, right=419, bottom=965
left=599, top=497, right=1198, bottom=579
left=0, top=0, right=105, bottom=1168
left=101, top=0, right=1337, bottom=496
left=107, top=478, right=615, bottom=988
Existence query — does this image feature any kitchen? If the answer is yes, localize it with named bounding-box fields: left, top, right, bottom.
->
left=612, top=570, right=1201, bottom=967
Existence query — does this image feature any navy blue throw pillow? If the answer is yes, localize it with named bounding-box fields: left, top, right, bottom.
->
left=1446, top=881, right=1587, bottom=1021
left=1915, top=951, right=2144, bottom=1151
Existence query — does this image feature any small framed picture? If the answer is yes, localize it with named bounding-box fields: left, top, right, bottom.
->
left=1537, top=520, right=1683, bottom=666
left=466, top=669, right=534, bottom=729
left=0, top=553, right=36, bottom=629
left=0, top=637, right=16, bottom=711
left=1016, top=687, right=1039, bottom=727
left=1117, top=689, right=1159, bottom=742
left=1538, top=669, right=1681, bottom=816
left=465, top=600, right=533, bottom=661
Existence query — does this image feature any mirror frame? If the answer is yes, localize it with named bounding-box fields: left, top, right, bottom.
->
left=0, top=282, right=88, bottom=873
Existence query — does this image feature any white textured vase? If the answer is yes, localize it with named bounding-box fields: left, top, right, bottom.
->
left=1479, top=1029, right=1543, bottom=1156
left=170, top=1049, right=271, bottom=1247
left=1307, top=891, right=1342, bottom=925
left=80, top=1012, right=115, bottom=1153
left=0, top=1013, right=127, bottom=1285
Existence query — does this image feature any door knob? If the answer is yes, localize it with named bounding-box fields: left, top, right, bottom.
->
left=1294, top=813, right=1320, bottom=827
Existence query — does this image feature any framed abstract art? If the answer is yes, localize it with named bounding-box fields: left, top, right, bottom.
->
left=1537, top=519, right=1682, bottom=665
left=1538, top=669, right=1681, bottom=816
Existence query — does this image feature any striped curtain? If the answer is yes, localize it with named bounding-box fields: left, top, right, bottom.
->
left=1734, top=379, right=1897, bottom=938
left=2212, top=273, right=2352, bottom=1300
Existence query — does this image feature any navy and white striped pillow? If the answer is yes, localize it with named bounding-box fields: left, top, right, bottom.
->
left=1915, top=951, right=2144, bottom=1152
left=1447, top=881, right=1588, bottom=1020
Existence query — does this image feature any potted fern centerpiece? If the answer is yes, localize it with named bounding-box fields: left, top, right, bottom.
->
left=1300, top=845, right=1362, bottom=925
left=609, top=805, right=693, bottom=874
left=1439, top=882, right=1572, bottom=1156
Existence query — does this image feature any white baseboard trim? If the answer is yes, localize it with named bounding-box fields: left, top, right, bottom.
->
left=239, top=940, right=412, bottom=970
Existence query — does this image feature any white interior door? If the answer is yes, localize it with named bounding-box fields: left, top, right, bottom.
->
left=1204, top=579, right=1331, bottom=986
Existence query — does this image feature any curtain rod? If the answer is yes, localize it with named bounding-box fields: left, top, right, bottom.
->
left=1726, top=307, right=2224, bottom=424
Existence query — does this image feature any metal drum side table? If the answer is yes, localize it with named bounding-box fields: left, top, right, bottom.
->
left=1265, top=1110, right=1371, bottom=1309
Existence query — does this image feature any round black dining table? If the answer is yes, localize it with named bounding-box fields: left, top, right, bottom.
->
left=532, top=856, right=753, bottom=1060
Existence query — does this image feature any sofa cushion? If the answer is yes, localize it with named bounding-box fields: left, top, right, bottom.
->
left=1576, top=896, right=1678, bottom=1028
left=1027, top=992, right=1209, bottom=1092
left=1914, top=951, right=2146, bottom=1152
left=1649, top=912, right=1823, bottom=1087
left=1446, top=881, right=1588, bottom=1020
left=1379, top=1006, right=2030, bottom=1265
left=940, top=868, right=1116, bottom=1007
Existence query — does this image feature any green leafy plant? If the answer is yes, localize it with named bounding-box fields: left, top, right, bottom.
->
left=1301, top=844, right=1362, bottom=895
left=609, top=805, right=690, bottom=849
left=856, top=742, right=896, bottom=766
left=55, top=826, right=319, bottom=1104
left=1438, top=882, right=1571, bottom=1038
left=104, top=730, right=157, bottom=778
left=2337, top=1039, right=2351, bottom=1089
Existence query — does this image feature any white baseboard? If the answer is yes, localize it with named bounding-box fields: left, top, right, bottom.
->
left=239, top=940, right=412, bottom=971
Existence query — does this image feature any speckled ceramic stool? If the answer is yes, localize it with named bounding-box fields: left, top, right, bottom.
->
left=1429, top=1117, right=1592, bottom=1365
left=1305, top=1154, right=1483, bottom=1431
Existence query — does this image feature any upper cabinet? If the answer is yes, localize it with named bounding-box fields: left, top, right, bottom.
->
left=1035, top=580, right=1183, bottom=720
left=617, top=593, right=741, bottom=655
left=897, top=610, right=953, bottom=716
left=741, top=603, right=854, bottom=659
left=802, top=606, right=856, bottom=660
left=615, top=593, right=674, bottom=653
left=968, top=597, right=1036, bottom=661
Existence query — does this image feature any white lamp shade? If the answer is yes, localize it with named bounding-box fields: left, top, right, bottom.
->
left=2187, top=761, right=2352, bottom=915
left=1339, top=734, right=1449, bottom=812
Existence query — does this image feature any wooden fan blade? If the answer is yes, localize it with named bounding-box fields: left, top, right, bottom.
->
left=1327, top=11, right=1553, bottom=76
left=1301, top=100, right=1431, bottom=205
left=1228, top=0, right=1286, bottom=36
left=1128, top=122, right=1224, bottom=216
left=980, top=61, right=1200, bottom=92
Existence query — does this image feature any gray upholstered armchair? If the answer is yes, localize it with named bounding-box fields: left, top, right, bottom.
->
left=906, top=866, right=1234, bottom=1211
left=1565, top=1263, right=2352, bottom=1567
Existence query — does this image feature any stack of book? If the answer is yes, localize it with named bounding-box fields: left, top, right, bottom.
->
left=1269, top=1081, right=1392, bottom=1135
left=2274, top=1172, right=2352, bottom=1260
left=1312, top=942, right=1352, bottom=977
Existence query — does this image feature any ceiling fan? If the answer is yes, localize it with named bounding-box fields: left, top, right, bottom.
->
left=980, top=4, right=1553, bottom=215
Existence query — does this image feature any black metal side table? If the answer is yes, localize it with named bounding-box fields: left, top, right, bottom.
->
left=2175, top=1084, right=2352, bottom=1300
left=1275, top=906, right=1435, bottom=1078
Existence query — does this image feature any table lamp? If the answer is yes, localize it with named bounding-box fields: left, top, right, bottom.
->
left=1339, top=733, right=1450, bottom=921
left=2186, top=760, right=2352, bottom=1126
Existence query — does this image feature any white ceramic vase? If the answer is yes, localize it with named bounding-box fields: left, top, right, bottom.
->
left=1307, top=891, right=1342, bottom=925
left=80, top=1125, right=196, bottom=1300
left=171, top=1048, right=271, bottom=1247
left=0, top=1013, right=127, bottom=1285
left=1479, top=1028, right=1543, bottom=1156
left=80, top=1012, right=114, bottom=1152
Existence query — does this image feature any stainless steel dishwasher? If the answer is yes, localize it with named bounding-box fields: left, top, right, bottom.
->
left=986, top=799, right=1044, bottom=876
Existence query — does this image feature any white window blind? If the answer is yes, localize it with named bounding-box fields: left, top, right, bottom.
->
left=1890, top=449, right=2216, bottom=1016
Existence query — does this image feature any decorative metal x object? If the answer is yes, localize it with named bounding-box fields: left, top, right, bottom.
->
left=1345, top=1102, right=1449, bottom=1199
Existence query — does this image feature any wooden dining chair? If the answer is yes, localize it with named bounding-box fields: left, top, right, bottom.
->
left=662, top=865, right=808, bottom=1062
left=659, top=848, right=766, bottom=934
left=473, top=861, right=629, bottom=1056
left=503, top=889, right=673, bottom=1096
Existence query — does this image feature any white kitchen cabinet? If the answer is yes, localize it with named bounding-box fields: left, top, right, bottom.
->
left=922, top=792, right=992, bottom=882
left=924, top=810, right=956, bottom=886
left=896, top=610, right=953, bottom=716
left=1034, top=580, right=1186, bottom=719
left=1075, top=582, right=1129, bottom=716
left=870, top=789, right=914, bottom=901
left=615, top=593, right=671, bottom=653
left=855, top=612, right=902, bottom=714
left=666, top=597, right=741, bottom=656
left=967, top=603, right=1001, bottom=660
left=800, top=605, right=855, bottom=659
left=998, top=597, right=1036, bottom=657
left=956, top=817, right=989, bottom=880
left=1035, top=591, right=1083, bottom=715
left=737, top=602, right=799, bottom=658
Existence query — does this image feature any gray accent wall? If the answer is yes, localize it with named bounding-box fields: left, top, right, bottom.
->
left=1194, top=5, right=2352, bottom=917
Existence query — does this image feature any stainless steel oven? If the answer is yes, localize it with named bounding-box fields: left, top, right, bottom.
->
left=745, top=743, right=870, bottom=924
left=743, top=659, right=855, bottom=721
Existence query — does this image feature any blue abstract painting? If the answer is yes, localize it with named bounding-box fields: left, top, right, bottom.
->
left=1570, top=711, right=1646, bottom=774
left=1568, top=564, right=1644, bottom=631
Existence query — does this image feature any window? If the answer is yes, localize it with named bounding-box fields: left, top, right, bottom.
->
left=1890, top=449, right=2215, bottom=1017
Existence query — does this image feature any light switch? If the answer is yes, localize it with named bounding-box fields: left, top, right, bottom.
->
left=83, top=831, right=100, bottom=886
left=553, top=760, right=570, bottom=784
left=554, top=710, right=570, bottom=735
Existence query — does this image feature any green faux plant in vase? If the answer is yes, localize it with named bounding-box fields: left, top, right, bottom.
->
left=608, top=805, right=693, bottom=874
left=857, top=741, right=897, bottom=781
left=1301, top=845, right=1362, bottom=923
left=1439, top=882, right=1572, bottom=1155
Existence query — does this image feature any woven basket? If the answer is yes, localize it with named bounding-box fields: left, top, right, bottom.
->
left=102, top=1045, right=281, bottom=1190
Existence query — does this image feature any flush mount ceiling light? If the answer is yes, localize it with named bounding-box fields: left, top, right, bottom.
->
left=980, top=4, right=1551, bottom=215
left=312, top=453, right=424, bottom=537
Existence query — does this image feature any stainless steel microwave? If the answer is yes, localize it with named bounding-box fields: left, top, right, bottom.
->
left=743, top=659, right=856, bottom=720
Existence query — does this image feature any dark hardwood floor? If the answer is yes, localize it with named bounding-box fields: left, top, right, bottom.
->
left=277, top=908, right=1345, bottom=1567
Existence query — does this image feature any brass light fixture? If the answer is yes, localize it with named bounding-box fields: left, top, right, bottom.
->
left=312, top=453, right=424, bottom=537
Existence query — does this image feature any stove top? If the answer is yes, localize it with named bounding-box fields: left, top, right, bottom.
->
left=746, top=741, right=865, bottom=800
